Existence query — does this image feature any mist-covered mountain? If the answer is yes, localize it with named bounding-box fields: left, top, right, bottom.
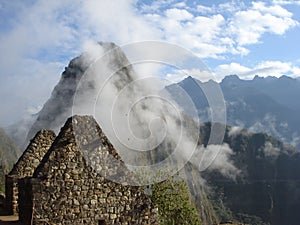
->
left=5, top=42, right=300, bottom=224
left=4, top=114, right=37, bottom=148
left=196, top=123, right=300, bottom=225
left=166, top=75, right=300, bottom=149
left=25, top=42, right=135, bottom=147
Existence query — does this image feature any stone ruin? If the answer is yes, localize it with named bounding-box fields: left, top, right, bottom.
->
left=5, top=130, right=56, bottom=215
left=6, top=115, right=158, bottom=224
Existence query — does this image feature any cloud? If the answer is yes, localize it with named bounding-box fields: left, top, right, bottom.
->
left=191, top=144, right=240, bottom=180
left=215, top=61, right=300, bottom=79
left=68, top=42, right=202, bottom=184
left=261, top=141, right=281, bottom=158
left=248, top=113, right=291, bottom=144
left=0, top=0, right=299, bottom=127
left=253, top=1, right=292, bottom=17
left=216, top=62, right=251, bottom=78
left=142, top=1, right=298, bottom=58
left=229, top=2, right=298, bottom=45
left=173, top=1, right=187, bottom=8
left=0, top=0, right=80, bottom=126
left=196, top=5, right=215, bottom=14
left=165, top=68, right=216, bottom=83
left=80, top=0, right=161, bottom=43
left=0, top=59, right=63, bottom=126
left=165, top=72, right=188, bottom=83
left=0, top=0, right=156, bottom=126
left=273, top=0, right=300, bottom=5
left=145, top=11, right=228, bottom=58
left=165, top=8, right=193, bottom=21
left=228, top=126, right=243, bottom=137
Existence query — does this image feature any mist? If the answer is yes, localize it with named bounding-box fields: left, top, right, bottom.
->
left=191, top=143, right=240, bottom=180
left=72, top=42, right=200, bottom=184
left=70, top=41, right=236, bottom=185
left=10, top=41, right=236, bottom=186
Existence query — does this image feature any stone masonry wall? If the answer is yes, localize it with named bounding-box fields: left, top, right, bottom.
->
left=6, top=130, right=56, bottom=215
left=19, top=116, right=158, bottom=224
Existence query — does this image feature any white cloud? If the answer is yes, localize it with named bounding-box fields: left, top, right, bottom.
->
left=218, top=1, right=244, bottom=13
left=228, top=126, right=243, bottom=137
left=190, top=14, right=225, bottom=41
left=165, top=72, right=188, bottom=83
left=80, top=0, right=161, bottom=43
left=191, top=144, right=241, bottom=180
left=215, top=62, right=251, bottom=79
left=139, top=0, right=174, bottom=13
left=253, top=1, right=292, bottom=17
left=258, top=61, right=300, bottom=76
left=273, top=0, right=300, bottom=5
left=262, top=141, right=281, bottom=158
left=0, top=0, right=299, bottom=126
left=146, top=11, right=228, bottom=58
left=0, top=0, right=79, bottom=126
left=165, top=8, right=193, bottom=21
left=0, top=0, right=162, bottom=126
left=229, top=2, right=298, bottom=45
left=166, top=68, right=216, bottom=83
left=0, top=59, right=63, bottom=126
left=215, top=61, right=300, bottom=79
left=173, top=2, right=187, bottom=8
left=142, top=1, right=298, bottom=57
left=197, top=5, right=215, bottom=14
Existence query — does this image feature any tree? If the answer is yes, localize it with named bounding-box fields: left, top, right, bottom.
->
left=150, top=177, right=201, bottom=225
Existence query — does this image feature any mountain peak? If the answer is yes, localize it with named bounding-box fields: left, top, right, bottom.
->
left=221, top=75, right=242, bottom=87
left=25, top=42, right=134, bottom=145
left=97, top=41, right=117, bottom=50
left=222, top=74, right=241, bottom=81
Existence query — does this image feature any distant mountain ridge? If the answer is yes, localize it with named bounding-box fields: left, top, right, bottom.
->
left=223, top=74, right=300, bottom=111
left=166, top=75, right=300, bottom=149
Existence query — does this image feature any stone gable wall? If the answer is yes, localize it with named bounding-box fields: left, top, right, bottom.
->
left=19, top=116, right=158, bottom=224
left=10, top=130, right=56, bottom=177
left=5, top=130, right=56, bottom=215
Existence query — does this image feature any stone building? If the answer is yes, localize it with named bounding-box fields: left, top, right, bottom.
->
left=5, top=130, right=56, bottom=215
left=17, top=115, right=158, bottom=224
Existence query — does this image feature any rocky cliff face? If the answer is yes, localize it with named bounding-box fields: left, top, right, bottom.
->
left=198, top=123, right=300, bottom=225
left=26, top=42, right=135, bottom=146
left=26, top=56, right=85, bottom=142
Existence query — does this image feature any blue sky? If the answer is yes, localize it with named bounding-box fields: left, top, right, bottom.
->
left=0, top=0, right=300, bottom=126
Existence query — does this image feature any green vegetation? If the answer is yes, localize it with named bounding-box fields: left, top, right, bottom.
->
left=209, top=187, right=234, bottom=223
left=150, top=176, right=201, bottom=225
left=235, top=213, right=267, bottom=225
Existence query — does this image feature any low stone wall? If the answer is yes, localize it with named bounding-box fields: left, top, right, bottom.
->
left=20, top=176, right=158, bottom=225
left=4, top=175, right=18, bottom=215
